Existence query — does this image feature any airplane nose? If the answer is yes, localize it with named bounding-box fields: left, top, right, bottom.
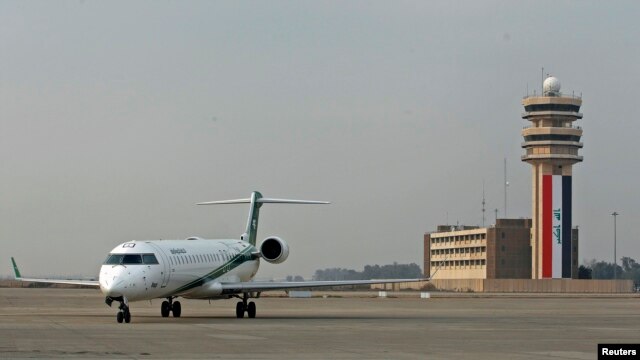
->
left=100, top=268, right=126, bottom=297
left=101, top=278, right=124, bottom=297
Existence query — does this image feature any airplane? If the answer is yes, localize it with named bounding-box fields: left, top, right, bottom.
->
left=11, top=191, right=427, bottom=323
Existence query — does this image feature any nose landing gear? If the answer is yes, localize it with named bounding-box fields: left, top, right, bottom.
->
left=106, top=296, right=131, bottom=324
left=161, top=297, right=181, bottom=318
left=117, top=305, right=131, bottom=324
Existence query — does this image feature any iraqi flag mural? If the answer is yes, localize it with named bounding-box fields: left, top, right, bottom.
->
left=542, top=175, right=572, bottom=278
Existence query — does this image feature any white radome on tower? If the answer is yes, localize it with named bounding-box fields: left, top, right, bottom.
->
left=543, top=76, right=561, bottom=95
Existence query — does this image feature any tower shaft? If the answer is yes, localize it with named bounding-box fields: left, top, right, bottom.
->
left=521, top=77, right=583, bottom=279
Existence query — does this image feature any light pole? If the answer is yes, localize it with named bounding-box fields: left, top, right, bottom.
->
left=612, top=212, right=619, bottom=279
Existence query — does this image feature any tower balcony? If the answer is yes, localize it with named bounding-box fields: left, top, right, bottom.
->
left=521, top=154, right=583, bottom=163
left=522, top=110, right=583, bottom=120
left=521, top=140, right=583, bottom=148
left=522, top=95, right=582, bottom=107
left=522, top=126, right=583, bottom=138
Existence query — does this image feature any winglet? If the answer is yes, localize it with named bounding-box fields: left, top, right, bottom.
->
left=11, top=257, right=22, bottom=279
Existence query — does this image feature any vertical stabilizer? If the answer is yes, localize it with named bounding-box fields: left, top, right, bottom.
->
left=244, top=191, right=263, bottom=246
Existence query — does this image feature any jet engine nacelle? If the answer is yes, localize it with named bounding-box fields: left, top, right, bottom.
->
left=259, top=236, right=289, bottom=264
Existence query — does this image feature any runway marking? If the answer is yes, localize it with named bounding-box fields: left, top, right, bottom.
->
left=207, top=333, right=266, bottom=341
left=528, top=351, right=592, bottom=359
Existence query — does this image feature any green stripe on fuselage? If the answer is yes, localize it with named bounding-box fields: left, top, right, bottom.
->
left=162, top=246, right=255, bottom=297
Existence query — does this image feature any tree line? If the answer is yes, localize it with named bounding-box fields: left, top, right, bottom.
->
left=579, top=256, right=640, bottom=283
left=312, top=262, right=422, bottom=281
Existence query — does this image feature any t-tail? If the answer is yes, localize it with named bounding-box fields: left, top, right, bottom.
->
left=197, top=191, right=329, bottom=246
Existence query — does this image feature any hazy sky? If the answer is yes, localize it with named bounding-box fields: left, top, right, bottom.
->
left=1, top=1, right=639, bottom=279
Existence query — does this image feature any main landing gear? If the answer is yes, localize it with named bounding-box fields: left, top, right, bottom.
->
left=235, top=293, right=256, bottom=319
left=161, top=297, right=181, bottom=318
left=106, top=296, right=131, bottom=324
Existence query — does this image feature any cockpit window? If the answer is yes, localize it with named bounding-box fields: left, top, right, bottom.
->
left=103, top=253, right=159, bottom=265
left=142, top=254, right=159, bottom=264
left=123, top=254, right=142, bottom=264
left=104, top=254, right=124, bottom=265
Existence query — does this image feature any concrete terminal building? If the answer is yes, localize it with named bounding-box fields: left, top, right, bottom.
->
left=423, top=219, right=532, bottom=280
left=423, top=219, right=579, bottom=280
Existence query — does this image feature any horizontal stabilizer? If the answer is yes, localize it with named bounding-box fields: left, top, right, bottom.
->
left=197, top=191, right=329, bottom=246
left=197, top=198, right=329, bottom=205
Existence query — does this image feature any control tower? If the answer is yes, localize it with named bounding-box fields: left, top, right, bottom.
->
left=521, top=76, right=583, bottom=279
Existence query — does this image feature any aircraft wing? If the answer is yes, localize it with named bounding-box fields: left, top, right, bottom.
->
left=220, top=278, right=428, bottom=294
left=11, top=257, right=100, bottom=287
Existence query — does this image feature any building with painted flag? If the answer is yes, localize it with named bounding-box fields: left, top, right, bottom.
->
left=521, top=76, right=583, bottom=279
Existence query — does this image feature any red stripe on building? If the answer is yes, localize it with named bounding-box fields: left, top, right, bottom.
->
left=542, top=175, right=553, bottom=278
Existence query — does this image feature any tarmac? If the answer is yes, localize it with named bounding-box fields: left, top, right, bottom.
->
left=0, top=288, right=638, bottom=359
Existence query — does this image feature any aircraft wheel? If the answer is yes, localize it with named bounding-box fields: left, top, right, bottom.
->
left=236, top=301, right=244, bottom=318
left=247, top=301, right=256, bottom=318
left=117, top=311, right=124, bottom=323
left=172, top=301, right=181, bottom=318
left=161, top=301, right=171, bottom=317
left=124, top=309, right=131, bottom=323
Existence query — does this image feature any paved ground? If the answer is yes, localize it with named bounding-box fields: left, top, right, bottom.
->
left=0, top=288, right=638, bottom=359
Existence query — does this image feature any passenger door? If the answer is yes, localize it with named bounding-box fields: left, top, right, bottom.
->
left=146, top=242, right=171, bottom=288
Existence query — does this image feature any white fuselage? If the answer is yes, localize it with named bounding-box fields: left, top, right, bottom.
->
left=99, top=239, right=259, bottom=302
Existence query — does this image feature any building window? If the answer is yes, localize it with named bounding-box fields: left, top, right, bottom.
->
left=501, top=232, right=505, bottom=239
left=501, top=245, right=506, bottom=252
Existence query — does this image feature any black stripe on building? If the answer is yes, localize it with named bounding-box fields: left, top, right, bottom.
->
left=562, top=176, right=572, bottom=278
